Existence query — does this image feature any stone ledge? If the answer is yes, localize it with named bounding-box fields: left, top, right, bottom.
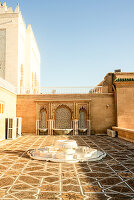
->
left=112, top=127, right=134, bottom=143
left=112, top=127, right=134, bottom=133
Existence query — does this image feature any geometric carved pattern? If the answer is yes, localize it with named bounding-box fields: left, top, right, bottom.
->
left=79, top=110, right=86, bottom=128
left=55, top=106, right=71, bottom=129
left=52, top=103, right=74, bottom=119
left=0, top=29, right=6, bottom=79
left=40, top=110, right=46, bottom=128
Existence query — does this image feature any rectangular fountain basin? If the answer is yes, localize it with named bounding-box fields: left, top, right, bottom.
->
left=54, top=129, right=73, bottom=135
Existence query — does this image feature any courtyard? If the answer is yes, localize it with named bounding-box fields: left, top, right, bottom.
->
left=0, top=135, right=133, bottom=199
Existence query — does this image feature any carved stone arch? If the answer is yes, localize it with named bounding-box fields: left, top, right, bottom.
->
left=52, top=103, right=74, bottom=119
left=76, top=103, right=88, bottom=119
left=79, top=106, right=87, bottom=113
left=54, top=104, right=73, bottom=118
left=55, top=105, right=72, bottom=129
left=40, top=106, right=47, bottom=113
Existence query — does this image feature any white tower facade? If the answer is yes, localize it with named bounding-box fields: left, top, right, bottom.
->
left=0, top=2, right=40, bottom=93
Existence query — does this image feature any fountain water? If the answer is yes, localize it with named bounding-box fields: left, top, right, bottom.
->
left=27, top=140, right=106, bottom=163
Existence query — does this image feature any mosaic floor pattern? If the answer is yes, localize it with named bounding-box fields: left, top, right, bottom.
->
left=0, top=135, right=134, bottom=200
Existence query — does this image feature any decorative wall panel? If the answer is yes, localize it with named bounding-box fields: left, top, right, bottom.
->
left=40, top=110, right=46, bottom=128
left=55, top=107, right=71, bottom=129
left=80, top=110, right=86, bottom=128
left=0, top=29, right=6, bottom=79
left=52, top=103, right=74, bottom=119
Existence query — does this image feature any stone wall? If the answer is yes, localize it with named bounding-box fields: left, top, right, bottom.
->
left=16, top=93, right=115, bottom=134
left=91, top=94, right=116, bottom=134
left=0, top=29, right=6, bottom=79
left=16, top=95, right=36, bottom=134
left=0, top=11, right=19, bottom=87
left=115, top=82, right=134, bottom=129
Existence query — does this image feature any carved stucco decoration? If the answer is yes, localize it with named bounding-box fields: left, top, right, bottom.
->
left=39, top=103, right=49, bottom=113
left=36, top=103, right=49, bottom=120
left=55, top=107, right=72, bottom=129
left=76, top=103, right=88, bottom=120
left=51, top=103, right=74, bottom=119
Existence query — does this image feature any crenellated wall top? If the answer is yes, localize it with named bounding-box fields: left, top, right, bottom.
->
left=114, top=79, right=134, bottom=88
left=0, top=2, right=20, bottom=14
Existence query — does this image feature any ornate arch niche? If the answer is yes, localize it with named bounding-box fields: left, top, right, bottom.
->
left=55, top=105, right=72, bottom=129
left=40, top=108, right=47, bottom=128
left=52, top=103, right=74, bottom=119
left=79, top=107, right=87, bottom=129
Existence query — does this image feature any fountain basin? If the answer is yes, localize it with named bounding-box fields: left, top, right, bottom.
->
left=39, top=128, right=48, bottom=133
left=54, top=152, right=74, bottom=160
left=27, top=139, right=106, bottom=163
left=54, top=129, right=73, bottom=135
left=55, top=140, right=77, bottom=149
left=78, top=128, right=87, bottom=133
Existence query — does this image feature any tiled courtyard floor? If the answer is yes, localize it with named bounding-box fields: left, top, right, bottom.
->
left=0, top=135, right=134, bottom=200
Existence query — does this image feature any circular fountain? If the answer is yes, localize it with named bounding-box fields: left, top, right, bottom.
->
left=27, top=140, right=106, bottom=163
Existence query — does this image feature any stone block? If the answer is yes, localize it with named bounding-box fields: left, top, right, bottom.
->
left=107, top=129, right=117, bottom=137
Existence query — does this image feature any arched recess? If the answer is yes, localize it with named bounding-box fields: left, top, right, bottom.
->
left=40, top=108, right=47, bottom=128
left=79, top=107, right=87, bottom=129
left=55, top=105, right=72, bottom=129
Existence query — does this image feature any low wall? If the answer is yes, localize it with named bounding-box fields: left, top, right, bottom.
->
left=113, top=127, right=134, bottom=143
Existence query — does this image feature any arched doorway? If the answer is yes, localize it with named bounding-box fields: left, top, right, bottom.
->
left=55, top=106, right=71, bottom=129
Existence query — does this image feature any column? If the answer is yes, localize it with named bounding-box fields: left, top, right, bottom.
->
left=12, top=118, right=17, bottom=139
left=16, top=117, right=22, bottom=137
left=87, top=120, right=91, bottom=135
left=87, top=100, right=91, bottom=135
left=73, top=119, right=79, bottom=135
left=36, top=120, right=40, bottom=135
left=48, top=119, right=55, bottom=135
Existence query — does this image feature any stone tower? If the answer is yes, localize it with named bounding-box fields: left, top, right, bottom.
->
left=0, top=2, right=40, bottom=93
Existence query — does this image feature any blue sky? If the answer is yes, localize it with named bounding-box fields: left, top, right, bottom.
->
left=4, top=0, right=134, bottom=86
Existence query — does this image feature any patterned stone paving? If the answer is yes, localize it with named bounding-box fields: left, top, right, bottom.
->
left=0, top=135, right=134, bottom=199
